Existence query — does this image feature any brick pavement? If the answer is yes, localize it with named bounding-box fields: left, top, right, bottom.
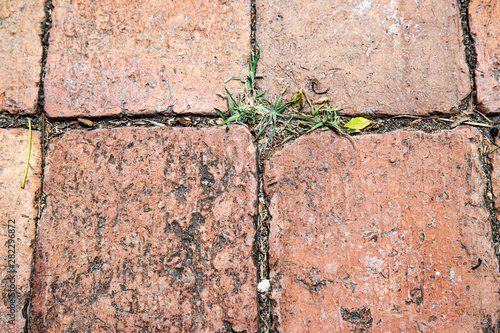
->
left=0, top=0, right=500, bottom=332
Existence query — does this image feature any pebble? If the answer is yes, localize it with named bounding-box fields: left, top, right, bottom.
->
left=258, top=279, right=271, bottom=293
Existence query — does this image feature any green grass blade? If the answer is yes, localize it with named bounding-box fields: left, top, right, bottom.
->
left=225, top=87, right=238, bottom=106
left=214, top=108, right=227, bottom=121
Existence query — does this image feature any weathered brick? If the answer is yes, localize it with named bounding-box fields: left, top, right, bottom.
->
left=44, top=0, right=250, bottom=118
left=470, top=0, right=500, bottom=113
left=264, top=127, right=500, bottom=332
left=30, top=126, right=258, bottom=332
left=0, top=0, right=45, bottom=115
left=0, top=129, right=42, bottom=332
left=257, top=0, right=470, bottom=116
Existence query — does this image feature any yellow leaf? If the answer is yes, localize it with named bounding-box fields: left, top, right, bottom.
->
left=344, top=117, right=371, bottom=130
left=291, top=88, right=305, bottom=109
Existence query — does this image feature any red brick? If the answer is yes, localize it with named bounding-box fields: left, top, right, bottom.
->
left=0, top=0, right=44, bottom=115
left=470, top=0, right=500, bottom=113
left=257, top=0, right=470, bottom=116
left=30, top=126, right=257, bottom=332
left=44, top=0, right=250, bottom=118
left=264, top=127, right=500, bottom=332
left=0, top=129, right=42, bottom=332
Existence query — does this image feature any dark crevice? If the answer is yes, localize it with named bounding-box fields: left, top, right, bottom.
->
left=481, top=138, right=500, bottom=270
left=256, top=170, right=272, bottom=333
left=250, top=0, right=274, bottom=331
left=35, top=0, right=53, bottom=117
left=40, top=113, right=224, bottom=149
left=250, top=0, right=256, bottom=59
left=24, top=1, right=53, bottom=332
left=250, top=0, right=270, bottom=330
left=458, top=0, right=478, bottom=102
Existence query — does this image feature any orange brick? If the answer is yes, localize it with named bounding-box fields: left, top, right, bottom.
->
left=44, top=0, right=250, bottom=118
left=0, top=0, right=45, bottom=115
left=30, top=126, right=257, bottom=332
left=0, top=129, right=42, bottom=332
left=264, top=127, right=500, bottom=331
left=257, top=0, right=470, bottom=116
left=470, top=0, right=500, bottom=113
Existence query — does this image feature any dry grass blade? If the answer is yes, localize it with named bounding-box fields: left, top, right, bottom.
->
left=21, top=118, right=32, bottom=189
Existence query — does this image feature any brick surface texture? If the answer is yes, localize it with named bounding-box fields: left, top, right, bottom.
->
left=257, top=0, right=470, bottom=116
left=264, top=127, right=500, bottom=332
left=30, top=127, right=258, bottom=332
left=44, top=0, right=250, bottom=118
left=0, top=129, right=42, bottom=332
left=488, top=146, right=500, bottom=225
left=470, top=0, right=500, bottom=113
left=0, top=0, right=45, bottom=115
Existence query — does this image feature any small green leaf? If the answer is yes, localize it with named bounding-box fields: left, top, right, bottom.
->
left=291, top=88, right=305, bottom=109
left=344, top=117, right=371, bottom=130
left=214, top=108, right=227, bottom=121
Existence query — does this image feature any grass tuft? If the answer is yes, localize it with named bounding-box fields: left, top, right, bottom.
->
left=216, top=43, right=293, bottom=145
left=216, top=42, right=352, bottom=148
